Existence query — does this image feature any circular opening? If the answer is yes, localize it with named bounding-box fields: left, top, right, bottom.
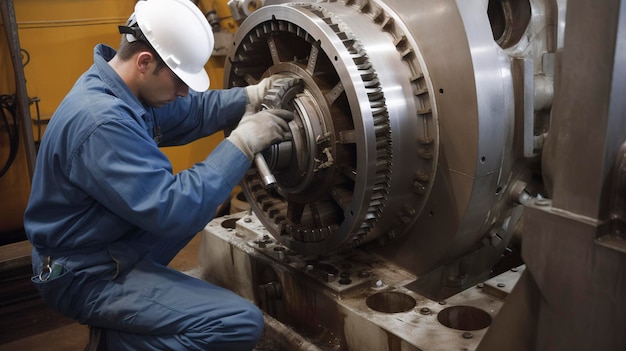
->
left=247, top=2, right=260, bottom=13
left=438, top=88, right=444, bottom=94
left=366, top=291, right=416, bottom=313
left=437, top=306, right=492, bottom=331
left=221, top=218, right=238, bottom=229
left=487, top=0, right=506, bottom=41
left=487, top=0, right=532, bottom=49
left=480, top=156, right=486, bottom=163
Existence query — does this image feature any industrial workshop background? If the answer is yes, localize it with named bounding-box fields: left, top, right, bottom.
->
left=2, top=0, right=626, bottom=350
left=0, top=0, right=232, bottom=238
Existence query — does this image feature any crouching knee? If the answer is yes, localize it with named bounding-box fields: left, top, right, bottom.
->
left=199, top=302, right=264, bottom=350
left=236, top=304, right=264, bottom=344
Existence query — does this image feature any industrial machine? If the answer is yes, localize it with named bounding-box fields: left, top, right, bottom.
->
left=225, top=0, right=562, bottom=297
left=199, top=0, right=626, bottom=350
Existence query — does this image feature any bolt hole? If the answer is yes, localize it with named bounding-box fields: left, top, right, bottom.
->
left=480, top=156, right=486, bottom=163
left=221, top=218, right=238, bottom=229
left=437, top=306, right=492, bottom=331
left=429, top=210, right=434, bottom=217
left=334, top=56, right=338, bottom=61
left=439, top=88, right=444, bottom=94
left=495, top=186, right=503, bottom=195
left=487, top=0, right=532, bottom=49
left=366, top=291, right=416, bottom=313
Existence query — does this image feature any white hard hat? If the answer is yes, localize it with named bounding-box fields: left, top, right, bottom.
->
left=126, top=0, right=214, bottom=92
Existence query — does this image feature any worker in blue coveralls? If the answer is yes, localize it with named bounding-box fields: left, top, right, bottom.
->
left=23, top=0, right=292, bottom=350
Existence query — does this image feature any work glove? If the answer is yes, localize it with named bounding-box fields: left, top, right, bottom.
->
left=245, top=76, right=278, bottom=113
left=227, top=109, right=294, bottom=161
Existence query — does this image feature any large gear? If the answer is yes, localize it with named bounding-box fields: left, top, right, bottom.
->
left=226, top=0, right=439, bottom=255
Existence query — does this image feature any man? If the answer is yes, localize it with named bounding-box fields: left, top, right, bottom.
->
left=23, top=0, right=292, bottom=350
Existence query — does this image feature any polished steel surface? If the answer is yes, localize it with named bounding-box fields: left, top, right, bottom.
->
left=225, top=0, right=560, bottom=291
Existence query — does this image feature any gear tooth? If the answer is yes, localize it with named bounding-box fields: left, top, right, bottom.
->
left=308, top=4, right=392, bottom=245
left=261, top=76, right=305, bottom=109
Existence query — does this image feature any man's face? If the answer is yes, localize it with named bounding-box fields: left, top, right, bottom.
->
left=138, top=60, right=189, bottom=107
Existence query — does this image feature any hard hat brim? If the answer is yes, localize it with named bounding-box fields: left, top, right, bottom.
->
left=174, top=67, right=210, bottom=92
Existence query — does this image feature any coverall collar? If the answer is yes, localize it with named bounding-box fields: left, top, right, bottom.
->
left=93, top=44, right=147, bottom=120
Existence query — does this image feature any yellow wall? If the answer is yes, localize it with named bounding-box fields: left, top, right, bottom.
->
left=0, top=0, right=235, bottom=234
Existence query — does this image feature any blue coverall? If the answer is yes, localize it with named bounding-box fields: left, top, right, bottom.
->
left=24, top=44, right=263, bottom=350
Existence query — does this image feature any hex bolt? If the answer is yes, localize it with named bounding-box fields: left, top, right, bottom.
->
left=497, top=283, right=506, bottom=288
left=509, top=180, right=529, bottom=204
left=419, top=307, right=431, bottom=315
left=462, top=332, right=474, bottom=339
left=244, top=217, right=252, bottom=223
left=257, top=281, right=282, bottom=301
left=477, top=283, right=484, bottom=289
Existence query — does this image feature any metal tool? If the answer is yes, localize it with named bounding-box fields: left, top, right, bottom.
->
left=254, top=103, right=277, bottom=189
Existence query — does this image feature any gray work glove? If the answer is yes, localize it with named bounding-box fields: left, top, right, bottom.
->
left=245, top=76, right=278, bottom=113
left=227, top=109, right=294, bottom=161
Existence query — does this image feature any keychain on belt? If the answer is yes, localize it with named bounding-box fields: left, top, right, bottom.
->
left=38, top=256, right=64, bottom=281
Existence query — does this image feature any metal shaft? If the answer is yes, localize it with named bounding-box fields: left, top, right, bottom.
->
left=254, top=153, right=276, bottom=189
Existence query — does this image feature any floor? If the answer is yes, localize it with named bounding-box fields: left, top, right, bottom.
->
left=0, top=233, right=280, bottom=351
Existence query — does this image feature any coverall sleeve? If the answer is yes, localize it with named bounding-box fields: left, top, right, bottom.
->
left=67, top=116, right=251, bottom=237
left=156, top=88, right=248, bottom=146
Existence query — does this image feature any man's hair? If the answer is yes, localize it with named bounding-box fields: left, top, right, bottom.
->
left=117, top=35, right=167, bottom=73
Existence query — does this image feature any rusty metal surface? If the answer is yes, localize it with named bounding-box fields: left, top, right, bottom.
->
left=200, top=214, right=523, bottom=351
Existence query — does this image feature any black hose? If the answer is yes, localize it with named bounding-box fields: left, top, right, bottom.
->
left=0, top=48, right=31, bottom=178
left=0, top=94, right=19, bottom=178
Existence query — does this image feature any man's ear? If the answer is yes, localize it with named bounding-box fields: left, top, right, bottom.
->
left=136, top=52, right=154, bottom=74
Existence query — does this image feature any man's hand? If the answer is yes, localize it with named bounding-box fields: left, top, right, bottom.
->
left=227, top=109, right=294, bottom=160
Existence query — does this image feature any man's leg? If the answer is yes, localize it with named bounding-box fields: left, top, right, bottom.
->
left=81, top=258, right=264, bottom=351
